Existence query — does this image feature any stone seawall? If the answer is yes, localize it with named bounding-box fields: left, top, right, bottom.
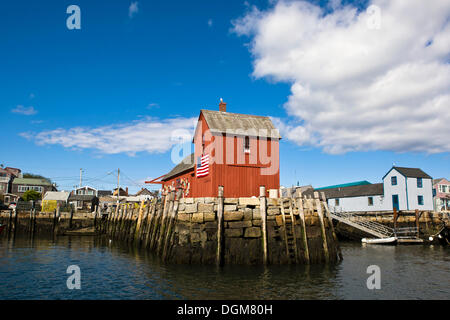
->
left=101, top=187, right=342, bottom=265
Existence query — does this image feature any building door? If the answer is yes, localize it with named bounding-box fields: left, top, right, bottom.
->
left=392, top=194, right=399, bottom=211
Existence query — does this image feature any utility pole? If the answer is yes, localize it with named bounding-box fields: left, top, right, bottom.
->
left=117, top=168, right=120, bottom=203
left=79, top=168, right=83, bottom=189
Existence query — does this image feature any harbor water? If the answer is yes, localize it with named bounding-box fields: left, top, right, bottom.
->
left=0, top=235, right=448, bottom=300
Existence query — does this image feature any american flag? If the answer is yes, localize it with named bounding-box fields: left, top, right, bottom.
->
left=196, top=154, right=210, bottom=177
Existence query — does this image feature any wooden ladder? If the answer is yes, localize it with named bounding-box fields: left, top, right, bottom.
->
left=280, top=198, right=299, bottom=264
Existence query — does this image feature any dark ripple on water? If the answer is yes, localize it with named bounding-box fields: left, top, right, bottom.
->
left=0, top=236, right=448, bottom=299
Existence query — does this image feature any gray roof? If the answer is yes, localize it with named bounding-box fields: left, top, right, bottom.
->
left=162, top=153, right=195, bottom=181
left=43, top=191, right=70, bottom=201
left=68, top=194, right=97, bottom=201
left=392, top=167, right=432, bottom=179
left=199, top=110, right=281, bottom=139
left=307, top=183, right=384, bottom=199
left=98, top=190, right=112, bottom=197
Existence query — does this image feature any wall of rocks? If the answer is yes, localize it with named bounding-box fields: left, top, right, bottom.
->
left=101, top=187, right=342, bottom=265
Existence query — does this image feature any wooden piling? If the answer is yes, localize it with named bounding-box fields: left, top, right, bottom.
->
left=314, top=192, right=329, bottom=263
left=321, top=192, right=343, bottom=261
left=217, top=186, right=225, bottom=267
left=295, top=190, right=310, bottom=264
left=150, top=196, right=165, bottom=250
left=134, top=200, right=146, bottom=243
left=157, top=192, right=173, bottom=255
left=259, top=186, right=268, bottom=265
left=162, top=189, right=183, bottom=261
left=415, top=209, right=420, bottom=238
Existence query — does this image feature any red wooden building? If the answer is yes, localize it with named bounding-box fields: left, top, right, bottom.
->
left=157, top=101, right=281, bottom=198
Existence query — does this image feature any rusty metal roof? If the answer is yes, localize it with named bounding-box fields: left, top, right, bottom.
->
left=200, top=109, right=281, bottom=139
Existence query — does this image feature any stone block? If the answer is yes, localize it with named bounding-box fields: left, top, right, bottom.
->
left=225, top=228, right=243, bottom=237
left=177, top=213, right=191, bottom=222
left=252, top=219, right=262, bottom=226
left=228, top=220, right=252, bottom=228
left=192, top=212, right=204, bottom=223
left=198, top=203, right=214, bottom=213
left=224, top=204, right=237, bottom=211
left=267, top=207, right=280, bottom=215
left=243, top=211, right=253, bottom=221
left=204, top=197, right=215, bottom=204
left=185, top=198, right=194, bottom=204
left=204, top=221, right=217, bottom=229
left=204, top=212, right=216, bottom=222
left=185, top=203, right=198, bottom=213
left=239, top=198, right=260, bottom=206
left=275, top=215, right=284, bottom=226
left=244, top=227, right=261, bottom=238
left=224, top=211, right=244, bottom=221
left=267, top=198, right=279, bottom=206
left=224, top=198, right=238, bottom=204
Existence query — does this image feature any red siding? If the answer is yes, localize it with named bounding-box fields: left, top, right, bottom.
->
left=162, top=111, right=280, bottom=198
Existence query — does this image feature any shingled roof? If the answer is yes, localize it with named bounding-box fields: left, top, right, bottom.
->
left=200, top=109, right=282, bottom=139
left=389, top=167, right=432, bottom=179
left=305, top=183, right=384, bottom=199
left=162, top=153, right=195, bottom=181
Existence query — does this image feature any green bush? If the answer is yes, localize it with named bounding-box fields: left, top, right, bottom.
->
left=22, top=190, right=42, bottom=201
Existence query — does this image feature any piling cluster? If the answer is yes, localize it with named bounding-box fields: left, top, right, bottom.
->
left=101, top=186, right=342, bottom=265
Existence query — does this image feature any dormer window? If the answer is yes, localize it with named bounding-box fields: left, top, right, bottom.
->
left=244, top=136, right=250, bottom=153
left=391, top=176, right=397, bottom=186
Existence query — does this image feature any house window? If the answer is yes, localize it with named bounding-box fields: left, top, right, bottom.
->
left=417, top=178, right=423, bottom=188
left=418, top=195, right=424, bottom=205
left=391, top=176, right=397, bottom=185
left=244, top=136, right=250, bottom=153
left=335, top=199, right=340, bottom=206
left=18, top=185, right=42, bottom=193
left=368, top=197, right=374, bottom=206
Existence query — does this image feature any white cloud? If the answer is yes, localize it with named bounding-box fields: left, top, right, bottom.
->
left=129, top=2, right=139, bottom=18
left=208, top=19, right=213, bottom=27
left=11, top=105, right=37, bottom=115
left=233, top=0, right=450, bottom=154
left=21, top=117, right=197, bottom=156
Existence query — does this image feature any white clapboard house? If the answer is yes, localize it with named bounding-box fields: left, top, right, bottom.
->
left=316, top=167, right=433, bottom=213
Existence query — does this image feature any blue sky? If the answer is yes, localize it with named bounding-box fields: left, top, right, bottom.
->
left=1, top=0, right=449, bottom=193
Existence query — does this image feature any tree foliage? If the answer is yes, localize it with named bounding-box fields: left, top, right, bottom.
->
left=22, top=190, right=42, bottom=201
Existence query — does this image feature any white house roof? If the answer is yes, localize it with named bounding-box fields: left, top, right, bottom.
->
left=43, top=191, right=70, bottom=201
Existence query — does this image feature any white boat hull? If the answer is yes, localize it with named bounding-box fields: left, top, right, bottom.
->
left=361, top=237, right=398, bottom=244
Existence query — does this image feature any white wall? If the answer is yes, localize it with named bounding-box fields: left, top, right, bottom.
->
left=406, top=177, right=433, bottom=210
left=327, top=194, right=387, bottom=212
left=383, top=169, right=408, bottom=210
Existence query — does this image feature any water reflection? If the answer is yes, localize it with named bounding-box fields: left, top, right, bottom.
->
left=0, top=236, right=448, bottom=300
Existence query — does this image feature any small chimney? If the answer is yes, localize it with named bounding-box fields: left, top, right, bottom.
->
left=219, top=98, right=227, bottom=112
left=126, top=187, right=128, bottom=195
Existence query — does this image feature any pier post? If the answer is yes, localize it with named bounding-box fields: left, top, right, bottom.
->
left=150, top=195, right=166, bottom=250
left=216, top=186, right=224, bottom=267
left=415, top=209, right=420, bottom=238
left=393, top=207, right=398, bottom=236
left=295, top=189, right=310, bottom=264
left=157, top=191, right=174, bottom=255
left=134, top=200, right=145, bottom=243
left=315, top=192, right=330, bottom=263
left=321, top=192, right=342, bottom=261
left=162, top=189, right=182, bottom=261
left=145, top=201, right=157, bottom=248
left=259, top=186, right=268, bottom=265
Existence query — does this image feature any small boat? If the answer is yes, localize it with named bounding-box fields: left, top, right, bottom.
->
left=0, top=224, right=5, bottom=235
left=361, top=236, right=398, bottom=245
